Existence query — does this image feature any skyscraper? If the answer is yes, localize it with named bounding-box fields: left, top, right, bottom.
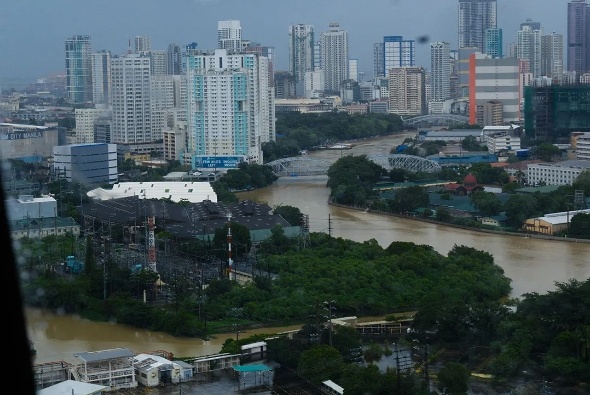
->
left=167, top=43, right=182, bottom=75
left=430, top=42, right=451, bottom=101
left=218, top=20, right=242, bottom=51
left=91, top=50, right=111, bottom=106
left=289, top=24, right=315, bottom=85
left=110, top=53, right=152, bottom=143
left=517, top=22, right=543, bottom=78
left=388, top=67, right=426, bottom=116
left=320, top=23, right=349, bottom=93
left=383, top=36, right=415, bottom=73
left=541, top=32, right=564, bottom=79
left=65, top=35, right=92, bottom=104
left=458, top=0, right=497, bottom=53
left=567, top=0, right=590, bottom=74
left=484, top=28, right=503, bottom=58
left=185, top=49, right=275, bottom=167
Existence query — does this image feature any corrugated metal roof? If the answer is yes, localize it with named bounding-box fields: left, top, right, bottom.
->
left=74, top=347, right=135, bottom=363
left=38, top=380, right=107, bottom=395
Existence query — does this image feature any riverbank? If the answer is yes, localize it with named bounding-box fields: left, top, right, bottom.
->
left=328, top=201, right=590, bottom=245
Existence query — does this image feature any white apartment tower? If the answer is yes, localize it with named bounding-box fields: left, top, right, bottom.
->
left=541, top=32, right=564, bottom=79
left=75, top=108, right=111, bottom=144
left=289, top=24, right=315, bottom=84
left=91, top=50, right=111, bottom=106
left=110, top=53, right=152, bottom=143
left=320, top=23, right=349, bottom=93
left=185, top=49, right=275, bottom=167
left=517, top=23, right=543, bottom=78
left=388, top=67, right=426, bottom=116
left=218, top=20, right=242, bottom=51
left=430, top=42, right=451, bottom=101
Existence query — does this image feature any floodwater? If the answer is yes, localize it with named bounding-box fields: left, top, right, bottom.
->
left=26, top=132, right=590, bottom=365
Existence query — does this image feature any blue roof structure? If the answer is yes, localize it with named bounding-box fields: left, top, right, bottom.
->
left=232, top=364, right=273, bottom=372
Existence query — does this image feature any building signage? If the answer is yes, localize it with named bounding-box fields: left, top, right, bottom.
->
left=193, top=155, right=244, bottom=169
left=0, top=131, right=44, bottom=140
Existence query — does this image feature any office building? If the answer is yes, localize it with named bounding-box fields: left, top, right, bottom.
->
left=218, top=20, right=242, bottom=50
left=289, top=24, right=315, bottom=89
left=469, top=53, right=521, bottom=125
left=134, top=36, right=152, bottom=53
left=484, top=28, right=503, bottom=58
left=110, top=53, right=152, bottom=144
left=517, top=21, right=543, bottom=78
left=373, top=42, right=385, bottom=78
left=91, top=50, right=111, bottom=106
left=0, top=123, right=59, bottom=161
left=567, top=0, right=590, bottom=74
left=52, top=143, right=118, bottom=184
left=524, top=84, right=590, bottom=143
left=458, top=0, right=497, bottom=54
left=430, top=42, right=451, bottom=101
left=149, top=50, right=168, bottom=75
left=320, top=23, right=349, bottom=93
left=185, top=49, right=275, bottom=168
left=388, top=67, right=426, bottom=116
left=541, top=33, right=564, bottom=79
left=65, top=35, right=92, bottom=104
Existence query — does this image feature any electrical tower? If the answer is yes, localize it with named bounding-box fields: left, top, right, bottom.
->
left=299, top=214, right=310, bottom=250
left=147, top=216, right=157, bottom=272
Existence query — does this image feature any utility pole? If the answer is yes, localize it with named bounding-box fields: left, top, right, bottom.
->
left=328, top=214, right=332, bottom=237
left=395, top=342, right=401, bottom=393
left=227, top=213, right=233, bottom=280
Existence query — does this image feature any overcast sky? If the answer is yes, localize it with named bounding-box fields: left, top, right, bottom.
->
left=0, top=0, right=570, bottom=87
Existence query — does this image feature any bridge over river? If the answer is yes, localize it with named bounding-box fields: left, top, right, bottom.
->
left=266, top=154, right=441, bottom=177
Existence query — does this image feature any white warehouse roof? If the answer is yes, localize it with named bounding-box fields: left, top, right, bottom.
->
left=534, top=209, right=590, bottom=225
left=87, top=181, right=217, bottom=203
left=37, top=380, right=107, bottom=395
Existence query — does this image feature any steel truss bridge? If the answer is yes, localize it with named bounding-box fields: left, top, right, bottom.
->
left=403, top=114, right=469, bottom=127
left=266, top=154, right=441, bottom=177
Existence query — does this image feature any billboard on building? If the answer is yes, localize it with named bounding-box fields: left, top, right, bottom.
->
left=192, top=155, right=245, bottom=169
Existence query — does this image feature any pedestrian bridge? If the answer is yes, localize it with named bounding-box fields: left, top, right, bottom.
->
left=266, top=154, right=441, bottom=177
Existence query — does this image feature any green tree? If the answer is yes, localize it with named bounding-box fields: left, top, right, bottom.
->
left=569, top=213, right=590, bottom=238
left=470, top=191, right=503, bottom=216
left=297, top=344, right=344, bottom=384
left=503, top=194, right=538, bottom=227
left=531, top=142, right=561, bottom=162
left=436, top=206, right=451, bottom=222
left=437, top=362, right=470, bottom=394
left=273, top=205, right=304, bottom=226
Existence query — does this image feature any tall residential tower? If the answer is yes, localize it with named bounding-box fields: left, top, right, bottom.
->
left=567, top=0, right=590, bottom=74
left=289, top=24, right=315, bottom=89
left=320, top=23, right=349, bottom=93
left=458, top=0, right=497, bottom=54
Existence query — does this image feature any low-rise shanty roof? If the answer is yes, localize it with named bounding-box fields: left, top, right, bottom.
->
left=74, top=348, right=135, bottom=363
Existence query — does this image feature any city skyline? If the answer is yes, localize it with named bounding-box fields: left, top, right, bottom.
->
left=0, top=0, right=571, bottom=87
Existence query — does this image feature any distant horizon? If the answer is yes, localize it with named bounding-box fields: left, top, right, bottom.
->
left=0, top=0, right=574, bottom=88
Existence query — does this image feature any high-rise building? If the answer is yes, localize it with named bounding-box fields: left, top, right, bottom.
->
left=430, top=42, right=451, bottom=101
left=185, top=49, right=275, bottom=167
left=243, top=43, right=276, bottom=87
left=524, top=84, right=590, bottom=143
left=484, top=28, right=503, bottom=58
left=289, top=24, right=315, bottom=85
left=458, top=0, right=497, bottom=54
left=65, top=35, right=92, bottom=104
left=567, top=0, right=590, bottom=74
left=541, top=33, right=564, bottom=79
left=167, top=43, right=182, bottom=75
left=383, top=36, right=415, bottom=75
left=74, top=108, right=111, bottom=144
left=91, top=50, right=111, bottom=106
left=469, top=53, right=521, bottom=125
left=349, top=59, right=358, bottom=82
left=110, top=53, right=152, bottom=144
left=134, top=36, right=152, bottom=53
left=320, top=23, right=349, bottom=93
left=517, top=22, right=543, bottom=78
left=150, top=75, right=186, bottom=141
left=148, top=50, right=168, bottom=75
left=388, top=67, right=426, bottom=116
left=218, top=20, right=242, bottom=51
left=373, top=42, right=385, bottom=78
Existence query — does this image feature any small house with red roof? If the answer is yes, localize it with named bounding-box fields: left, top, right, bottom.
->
left=444, top=173, right=484, bottom=196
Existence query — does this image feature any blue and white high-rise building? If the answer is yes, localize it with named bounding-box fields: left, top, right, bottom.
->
left=186, top=49, right=275, bottom=168
left=65, top=35, right=92, bottom=104
left=374, top=36, right=415, bottom=78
